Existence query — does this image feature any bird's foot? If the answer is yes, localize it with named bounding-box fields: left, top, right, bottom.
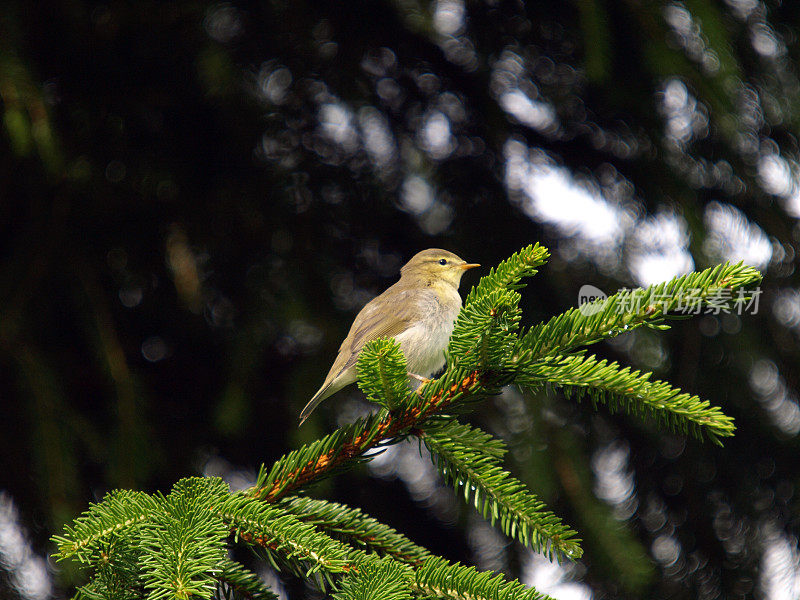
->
left=408, top=372, right=432, bottom=398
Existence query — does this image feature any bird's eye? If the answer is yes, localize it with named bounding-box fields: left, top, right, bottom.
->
left=438, top=258, right=447, bottom=265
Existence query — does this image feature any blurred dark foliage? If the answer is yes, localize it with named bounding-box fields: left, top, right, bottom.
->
left=2, top=0, right=800, bottom=598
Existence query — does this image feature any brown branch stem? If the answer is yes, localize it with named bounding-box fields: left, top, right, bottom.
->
left=247, top=370, right=482, bottom=503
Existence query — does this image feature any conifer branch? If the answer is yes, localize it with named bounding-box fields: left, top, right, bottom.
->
left=421, top=423, right=581, bottom=560
left=72, top=537, right=144, bottom=600
left=216, top=558, right=280, bottom=600
left=332, top=557, right=414, bottom=600
left=449, top=243, right=548, bottom=372
left=356, top=338, right=410, bottom=410
left=424, top=417, right=508, bottom=460
left=413, top=557, right=556, bottom=600
left=52, top=245, right=760, bottom=600
left=465, top=243, right=550, bottom=304
left=219, top=494, right=358, bottom=576
left=247, top=368, right=483, bottom=502
left=515, top=262, right=762, bottom=362
left=53, top=489, right=160, bottom=562
left=518, top=353, right=736, bottom=443
left=276, top=496, right=432, bottom=565
left=139, top=479, right=230, bottom=600
left=448, top=288, right=521, bottom=372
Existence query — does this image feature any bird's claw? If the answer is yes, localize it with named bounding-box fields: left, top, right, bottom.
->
left=408, top=372, right=432, bottom=397
left=408, top=372, right=431, bottom=384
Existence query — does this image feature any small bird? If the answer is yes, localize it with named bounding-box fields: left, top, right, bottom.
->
left=299, top=248, right=479, bottom=424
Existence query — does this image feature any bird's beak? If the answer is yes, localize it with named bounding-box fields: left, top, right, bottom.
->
left=460, top=263, right=480, bottom=271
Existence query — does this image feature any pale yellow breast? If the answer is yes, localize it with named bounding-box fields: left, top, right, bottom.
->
left=395, top=283, right=462, bottom=377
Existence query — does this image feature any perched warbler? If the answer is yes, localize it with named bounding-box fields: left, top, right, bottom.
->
left=299, top=248, right=480, bottom=424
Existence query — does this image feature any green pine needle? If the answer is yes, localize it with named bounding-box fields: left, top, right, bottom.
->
left=72, top=537, right=144, bottom=600
left=139, top=478, right=230, bottom=600
left=424, top=418, right=508, bottom=460
left=448, top=288, right=522, bottom=372
left=332, top=557, right=414, bottom=600
left=465, top=243, right=550, bottom=304
left=516, top=261, right=761, bottom=362
left=414, top=557, right=557, bottom=600
left=250, top=411, right=394, bottom=500
left=422, top=422, right=582, bottom=561
left=449, top=243, right=549, bottom=373
left=216, top=558, right=281, bottom=600
left=357, top=338, right=411, bottom=410
left=518, top=353, right=736, bottom=443
left=276, top=496, right=432, bottom=564
left=53, top=489, right=160, bottom=562
left=219, top=493, right=357, bottom=576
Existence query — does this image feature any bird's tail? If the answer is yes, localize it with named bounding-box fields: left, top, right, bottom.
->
left=298, top=384, right=331, bottom=425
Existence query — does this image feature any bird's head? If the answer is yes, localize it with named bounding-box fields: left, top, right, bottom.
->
left=400, top=248, right=480, bottom=289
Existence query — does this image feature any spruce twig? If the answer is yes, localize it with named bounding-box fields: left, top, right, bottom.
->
left=248, top=368, right=482, bottom=502
left=518, top=353, right=736, bottom=443
left=276, top=496, right=432, bottom=565
left=421, top=422, right=581, bottom=559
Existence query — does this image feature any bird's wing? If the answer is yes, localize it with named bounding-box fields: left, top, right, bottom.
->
left=329, top=284, right=421, bottom=380
left=300, top=284, right=421, bottom=423
left=300, top=284, right=423, bottom=424
left=349, top=288, right=419, bottom=349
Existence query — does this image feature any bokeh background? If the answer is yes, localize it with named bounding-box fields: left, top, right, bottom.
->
left=2, top=1, right=800, bottom=598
